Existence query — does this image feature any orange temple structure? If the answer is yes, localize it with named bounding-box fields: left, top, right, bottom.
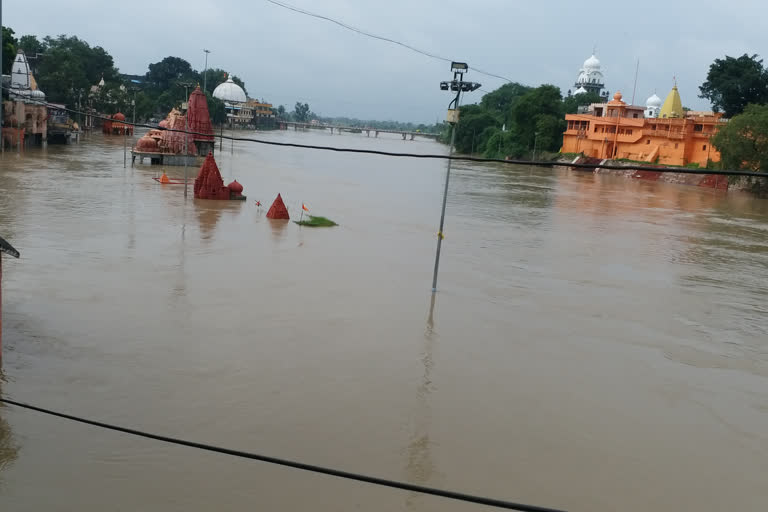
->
left=132, top=85, right=215, bottom=166
left=562, top=90, right=724, bottom=167
left=102, top=113, right=133, bottom=136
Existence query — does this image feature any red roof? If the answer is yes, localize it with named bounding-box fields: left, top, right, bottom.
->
left=187, top=86, right=214, bottom=141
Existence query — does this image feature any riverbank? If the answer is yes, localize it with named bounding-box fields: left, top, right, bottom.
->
left=557, top=155, right=768, bottom=196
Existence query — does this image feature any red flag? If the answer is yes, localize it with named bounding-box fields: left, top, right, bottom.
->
left=302, top=203, right=309, bottom=212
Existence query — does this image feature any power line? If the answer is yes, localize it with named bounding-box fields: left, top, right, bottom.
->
left=0, top=397, right=566, bottom=512
left=3, top=87, right=766, bottom=179
left=263, top=0, right=513, bottom=83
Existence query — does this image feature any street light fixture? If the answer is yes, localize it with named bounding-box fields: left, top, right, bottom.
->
left=431, top=62, right=481, bottom=292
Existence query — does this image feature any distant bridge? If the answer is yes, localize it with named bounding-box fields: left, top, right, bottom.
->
left=280, top=122, right=440, bottom=141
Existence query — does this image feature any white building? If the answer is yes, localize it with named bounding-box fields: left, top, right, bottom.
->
left=645, top=93, right=662, bottom=118
left=570, top=53, right=609, bottom=99
left=212, top=75, right=252, bottom=126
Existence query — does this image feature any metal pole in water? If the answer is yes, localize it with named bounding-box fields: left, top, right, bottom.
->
left=431, top=116, right=458, bottom=293
left=431, top=62, right=479, bottom=293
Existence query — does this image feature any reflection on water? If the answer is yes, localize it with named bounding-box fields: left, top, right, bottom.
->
left=404, top=294, right=438, bottom=510
left=0, top=130, right=767, bottom=512
left=268, top=218, right=290, bottom=241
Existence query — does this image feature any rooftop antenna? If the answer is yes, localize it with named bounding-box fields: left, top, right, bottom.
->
left=631, top=58, right=640, bottom=105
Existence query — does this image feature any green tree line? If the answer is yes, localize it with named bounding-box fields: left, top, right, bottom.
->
left=443, top=83, right=601, bottom=158
left=701, top=53, right=768, bottom=173
left=2, top=29, right=246, bottom=125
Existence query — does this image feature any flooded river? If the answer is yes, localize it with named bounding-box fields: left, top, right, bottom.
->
left=0, top=130, right=767, bottom=511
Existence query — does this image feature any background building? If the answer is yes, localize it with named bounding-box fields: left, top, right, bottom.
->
left=569, top=53, right=610, bottom=100
left=213, top=75, right=250, bottom=127
left=562, top=89, right=724, bottom=167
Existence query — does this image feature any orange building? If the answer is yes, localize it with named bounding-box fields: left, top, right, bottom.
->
left=562, top=89, right=725, bottom=167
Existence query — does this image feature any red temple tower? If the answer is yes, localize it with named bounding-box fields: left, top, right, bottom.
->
left=186, top=85, right=215, bottom=155
left=194, top=153, right=229, bottom=199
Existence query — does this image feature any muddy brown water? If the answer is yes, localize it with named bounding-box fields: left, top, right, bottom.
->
left=0, top=130, right=767, bottom=511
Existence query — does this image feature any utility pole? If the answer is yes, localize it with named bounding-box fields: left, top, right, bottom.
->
left=432, top=62, right=481, bottom=293
left=203, top=49, right=211, bottom=93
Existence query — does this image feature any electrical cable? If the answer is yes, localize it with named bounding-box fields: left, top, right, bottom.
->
left=3, top=86, right=766, bottom=178
left=0, top=397, right=566, bottom=512
left=263, top=0, right=513, bottom=83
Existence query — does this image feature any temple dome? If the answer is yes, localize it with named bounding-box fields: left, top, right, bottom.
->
left=227, top=180, right=244, bottom=194
left=646, top=93, right=662, bottom=107
left=136, top=135, right=159, bottom=152
left=583, top=54, right=601, bottom=71
left=113, top=112, right=126, bottom=121
left=573, top=86, right=588, bottom=95
left=213, top=76, right=246, bottom=103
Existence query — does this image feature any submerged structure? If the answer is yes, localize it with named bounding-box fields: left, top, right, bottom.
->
left=2, top=50, right=50, bottom=148
left=132, top=85, right=215, bottom=165
left=102, top=112, right=133, bottom=136
left=266, top=194, right=290, bottom=219
left=193, top=152, right=246, bottom=200
left=562, top=86, right=724, bottom=167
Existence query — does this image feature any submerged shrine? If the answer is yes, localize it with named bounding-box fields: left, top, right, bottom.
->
left=132, top=85, right=215, bottom=166
left=193, top=152, right=246, bottom=200
left=266, top=194, right=290, bottom=220
left=102, top=112, right=133, bottom=136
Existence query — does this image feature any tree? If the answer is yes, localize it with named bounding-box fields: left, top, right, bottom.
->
left=451, top=104, right=499, bottom=154
left=18, top=35, right=44, bottom=56
left=293, top=102, right=310, bottom=122
left=479, top=82, right=532, bottom=125
left=509, top=85, right=564, bottom=152
left=206, top=92, right=227, bottom=125
left=133, top=91, right=156, bottom=121
left=711, top=103, right=768, bottom=171
left=699, top=54, right=768, bottom=118
left=2, top=27, right=17, bottom=75
left=146, top=56, right=198, bottom=91
left=276, top=105, right=286, bottom=119
left=36, top=35, right=120, bottom=105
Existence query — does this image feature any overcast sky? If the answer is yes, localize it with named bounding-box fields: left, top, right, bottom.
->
left=5, top=0, right=766, bottom=122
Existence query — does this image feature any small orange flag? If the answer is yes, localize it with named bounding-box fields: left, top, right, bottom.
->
left=302, top=203, right=309, bottom=212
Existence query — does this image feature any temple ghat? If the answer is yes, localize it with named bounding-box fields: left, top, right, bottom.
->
left=562, top=53, right=724, bottom=167
left=132, top=85, right=215, bottom=165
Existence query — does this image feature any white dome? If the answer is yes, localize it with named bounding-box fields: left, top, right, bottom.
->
left=213, top=76, right=247, bottom=103
left=573, top=86, right=588, bottom=95
left=646, top=93, right=662, bottom=107
left=583, top=54, right=601, bottom=71
left=31, top=89, right=46, bottom=99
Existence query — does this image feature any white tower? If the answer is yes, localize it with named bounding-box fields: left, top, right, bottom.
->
left=645, top=92, right=662, bottom=118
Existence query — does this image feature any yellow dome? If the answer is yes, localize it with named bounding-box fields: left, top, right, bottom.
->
left=659, top=85, right=683, bottom=119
